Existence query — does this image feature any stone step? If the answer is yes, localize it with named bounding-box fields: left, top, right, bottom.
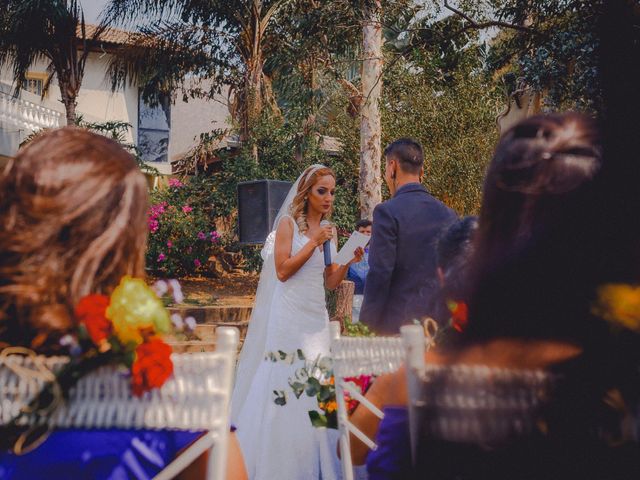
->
left=170, top=341, right=217, bottom=353
left=166, top=305, right=252, bottom=353
left=168, top=305, right=252, bottom=325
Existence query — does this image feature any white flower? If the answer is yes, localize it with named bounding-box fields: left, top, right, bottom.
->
left=184, top=316, right=197, bottom=331
left=152, top=280, right=169, bottom=297
left=168, top=279, right=184, bottom=304
left=170, top=313, right=184, bottom=330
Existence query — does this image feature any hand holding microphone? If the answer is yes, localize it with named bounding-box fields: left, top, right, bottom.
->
left=319, top=220, right=333, bottom=266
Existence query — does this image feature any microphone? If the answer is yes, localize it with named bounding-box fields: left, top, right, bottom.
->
left=320, top=220, right=332, bottom=266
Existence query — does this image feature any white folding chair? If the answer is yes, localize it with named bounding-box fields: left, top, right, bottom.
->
left=329, top=321, right=405, bottom=480
left=400, top=324, right=427, bottom=462
left=0, top=326, right=239, bottom=480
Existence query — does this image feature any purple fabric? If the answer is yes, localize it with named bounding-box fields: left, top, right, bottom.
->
left=366, top=406, right=411, bottom=480
left=0, top=429, right=202, bottom=480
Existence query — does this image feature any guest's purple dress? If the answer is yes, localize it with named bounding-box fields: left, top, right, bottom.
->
left=366, top=406, right=411, bottom=480
left=0, top=429, right=202, bottom=480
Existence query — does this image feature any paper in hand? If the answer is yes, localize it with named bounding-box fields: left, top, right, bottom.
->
left=335, top=231, right=370, bottom=265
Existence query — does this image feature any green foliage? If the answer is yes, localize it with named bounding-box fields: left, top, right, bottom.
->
left=343, top=317, right=374, bottom=337
left=147, top=178, right=221, bottom=276
left=489, top=0, right=601, bottom=111
left=0, top=0, right=111, bottom=124
left=382, top=56, right=500, bottom=214
left=324, top=41, right=500, bottom=215
left=185, top=112, right=360, bottom=270
left=269, top=351, right=338, bottom=429
left=77, top=117, right=159, bottom=175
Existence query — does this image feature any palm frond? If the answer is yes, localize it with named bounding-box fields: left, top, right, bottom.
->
left=107, top=21, right=239, bottom=106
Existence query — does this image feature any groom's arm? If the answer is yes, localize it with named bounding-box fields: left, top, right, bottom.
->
left=360, top=203, right=397, bottom=333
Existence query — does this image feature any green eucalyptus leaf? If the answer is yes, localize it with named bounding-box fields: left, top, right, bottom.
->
left=309, top=410, right=328, bottom=428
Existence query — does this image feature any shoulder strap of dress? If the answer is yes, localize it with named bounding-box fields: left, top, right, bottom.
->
left=276, top=214, right=298, bottom=233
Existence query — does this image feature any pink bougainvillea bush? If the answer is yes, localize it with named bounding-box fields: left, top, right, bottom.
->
left=146, top=177, right=220, bottom=276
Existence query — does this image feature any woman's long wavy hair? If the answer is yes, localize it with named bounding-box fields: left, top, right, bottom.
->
left=289, top=166, right=335, bottom=233
left=0, top=127, right=149, bottom=351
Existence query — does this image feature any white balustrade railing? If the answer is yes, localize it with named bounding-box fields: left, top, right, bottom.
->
left=0, top=89, right=63, bottom=132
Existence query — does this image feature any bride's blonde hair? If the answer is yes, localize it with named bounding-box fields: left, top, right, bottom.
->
left=289, top=165, right=335, bottom=233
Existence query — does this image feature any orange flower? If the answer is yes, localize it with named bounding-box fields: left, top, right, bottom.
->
left=325, top=400, right=337, bottom=414
left=75, top=294, right=112, bottom=345
left=131, top=338, right=173, bottom=396
left=593, top=284, right=640, bottom=331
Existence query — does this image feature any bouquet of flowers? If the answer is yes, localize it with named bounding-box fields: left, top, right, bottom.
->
left=72, top=276, right=195, bottom=395
left=1, top=276, right=194, bottom=454
left=269, top=350, right=373, bottom=429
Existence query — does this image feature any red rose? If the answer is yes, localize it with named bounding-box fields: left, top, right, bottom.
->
left=75, top=294, right=111, bottom=345
left=131, top=338, right=173, bottom=396
left=451, top=301, right=469, bottom=332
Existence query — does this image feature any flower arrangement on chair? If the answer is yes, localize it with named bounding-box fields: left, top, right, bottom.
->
left=269, top=350, right=373, bottom=429
left=0, top=276, right=195, bottom=454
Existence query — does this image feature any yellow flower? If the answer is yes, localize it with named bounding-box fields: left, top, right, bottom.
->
left=107, top=276, right=171, bottom=345
left=325, top=401, right=337, bottom=414
left=593, top=284, right=640, bottom=331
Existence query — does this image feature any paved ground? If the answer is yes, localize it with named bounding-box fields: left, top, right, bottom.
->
left=150, top=272, right=258, bottom=307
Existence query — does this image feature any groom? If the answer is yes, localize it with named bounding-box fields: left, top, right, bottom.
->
left=360, top=138, right=457, bottom=335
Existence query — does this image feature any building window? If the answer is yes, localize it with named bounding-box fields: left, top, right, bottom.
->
left=138, top=91, right=171, bottom=163
left=22, top=73, right=47, bottom=97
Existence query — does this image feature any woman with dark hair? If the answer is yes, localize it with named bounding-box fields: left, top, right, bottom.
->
left=0, top=127, right=247, bottom=480
left=428, top=215, right=478, bottom=330
left=411, top=113, right=640, bottom=479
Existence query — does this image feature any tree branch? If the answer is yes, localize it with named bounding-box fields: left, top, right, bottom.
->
left=443, top=0, right=537, bottom=35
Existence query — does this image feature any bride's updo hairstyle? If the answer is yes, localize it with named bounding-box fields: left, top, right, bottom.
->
left=0, top=127, right=149, bottom=351
left=289, top=165, right=335, bottom=233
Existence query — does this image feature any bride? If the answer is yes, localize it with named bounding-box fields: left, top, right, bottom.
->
left=231, top=164, right=363, bottom=479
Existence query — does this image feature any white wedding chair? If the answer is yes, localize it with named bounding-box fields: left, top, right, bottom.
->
left=400, top=324, right=427, bottom=462
left=329, top=321, right=405, bottom=480
left=0, top=326, right=239, bottom=480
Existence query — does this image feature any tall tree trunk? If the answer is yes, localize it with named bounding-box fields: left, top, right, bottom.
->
left=359, top=0, right=383, bottom=219
left=245, top=2, right=264, bottom=163
left=247, top=64, right=262, bottom=164
left=60, top=88, right=77, bottom=126
left=57, top=67, right=80, bottom=126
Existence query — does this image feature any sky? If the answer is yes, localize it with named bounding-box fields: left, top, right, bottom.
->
left=80, top=0, right=109, bottom=24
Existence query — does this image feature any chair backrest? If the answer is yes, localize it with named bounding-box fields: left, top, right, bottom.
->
left=400, top=324, right=427, bottom=463
left=0, top=326, right=239, bottom=480
left=329, top=321, right=405, bottom=480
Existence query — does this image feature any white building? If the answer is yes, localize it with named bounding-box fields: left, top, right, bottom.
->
left=0, top=25, right=232, bottom=174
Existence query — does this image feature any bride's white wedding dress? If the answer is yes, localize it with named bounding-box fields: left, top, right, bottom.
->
left=231, top=190, right=339, bottom=479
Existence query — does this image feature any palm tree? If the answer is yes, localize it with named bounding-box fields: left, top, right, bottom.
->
left=105, top=0, right=289, bottom=151
left=0, top=1, right=107, bottom=125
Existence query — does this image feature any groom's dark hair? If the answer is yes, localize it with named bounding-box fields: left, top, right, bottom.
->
left=384, top=138, right=423, bottom=174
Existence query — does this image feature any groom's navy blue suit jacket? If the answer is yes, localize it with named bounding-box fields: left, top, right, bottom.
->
left=360, top=183, right=457, bottom=335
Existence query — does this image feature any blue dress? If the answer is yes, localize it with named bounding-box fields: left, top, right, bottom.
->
left=366, top=406, right=410, bottom=480
left=0, top=429, right=202, bottom=480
